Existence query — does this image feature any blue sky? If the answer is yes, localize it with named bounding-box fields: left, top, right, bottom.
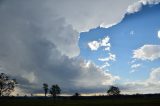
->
left=79, top=4, right=160, bottom=83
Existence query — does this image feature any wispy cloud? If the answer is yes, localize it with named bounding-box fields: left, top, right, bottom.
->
left=131, top=64, right=141, bottom=69
left=98, top=53, right=116, bottom=62
left=130, top=64, right=141, bottom=73
left=98, top=53, right=116, bottom=69
left=130, top=30, right=135, bottom=35
left=123, top=67, right=160, bottom=94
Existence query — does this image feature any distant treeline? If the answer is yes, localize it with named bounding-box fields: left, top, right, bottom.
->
left=1, top=72, right=160, bottom=100
left=1, top=93, right=160, bottom=100
left=70, top=93, right=160, bottom=100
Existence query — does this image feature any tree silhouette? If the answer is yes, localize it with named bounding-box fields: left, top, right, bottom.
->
left=107, top=86, right=120, bottom=95
left=0, top=73, right=17, bottom=96
left=74, top=92, right=80, bottom=97
left=50, top=84, right=61, bottom=98
left=43, top=83, right=48, bottom=97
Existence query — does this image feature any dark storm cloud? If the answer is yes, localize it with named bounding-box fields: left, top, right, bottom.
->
left=0, top=0, right=119, bottom=94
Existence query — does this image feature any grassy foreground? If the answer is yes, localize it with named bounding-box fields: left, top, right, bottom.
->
left=1, top=96, right=160, bottom=106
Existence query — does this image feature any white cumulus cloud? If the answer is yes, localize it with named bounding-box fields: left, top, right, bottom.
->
left=88, top=36, right=111, bottom=51
left=127, top=1, right=143, bottom=13
left=127, top=0, right=160, bottom=14
left=133, top=45, right=160, bottom=61
left=101, top=36, right=110, bottom=47
left=88, top=41, right=100, bottom=51
left=158, top=30, right=160, bottom=39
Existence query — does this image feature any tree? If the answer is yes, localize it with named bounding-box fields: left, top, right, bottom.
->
left=43, top=83, right=48, bottom=97
left=74, top=92, right=80, bottom=97
left=107, top=86, right=120, bottom=95
left=0, top=73, right=17, bottom=96
left=50, top=84, right=61, bottom=98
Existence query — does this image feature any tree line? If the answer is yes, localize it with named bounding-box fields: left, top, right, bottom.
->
left=0, top=73, right=120, bottom=97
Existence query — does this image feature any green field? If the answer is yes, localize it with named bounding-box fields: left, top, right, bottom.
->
left=1, top=97, right=160, bottom=106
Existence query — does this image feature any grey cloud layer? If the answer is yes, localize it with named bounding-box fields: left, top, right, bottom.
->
left=0, top=0, right=121, bottom=94
left=46, top=0, right=138, bottom=31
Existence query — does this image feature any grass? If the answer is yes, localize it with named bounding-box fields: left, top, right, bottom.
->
left=1, top=96, right=160, bottom=106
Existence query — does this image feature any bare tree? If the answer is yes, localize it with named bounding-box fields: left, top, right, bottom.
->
left=50, top=84, right=61, bottom=98
left=0, top=73, right=17, bottom=96
left=43, top=83, right=48, bottom=97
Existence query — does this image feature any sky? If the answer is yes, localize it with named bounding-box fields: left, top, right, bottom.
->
left=0, top=0, right=160, bottom=96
